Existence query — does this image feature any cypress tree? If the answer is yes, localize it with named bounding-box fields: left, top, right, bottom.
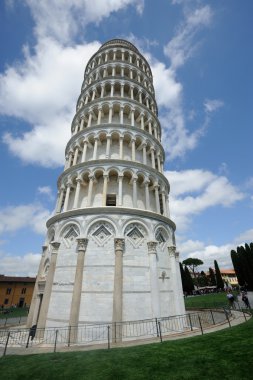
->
left=184, top=265, right=195, bottom=293
left=231, top=250, right=244, bottom=286
left=214, top=260, right=224, bottom=289
left=209, top=267, right=216, bottom=286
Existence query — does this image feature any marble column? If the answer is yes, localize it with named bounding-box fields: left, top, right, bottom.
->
left=37, top=242, right=61, bottom=331
left=112, top=238, right=125, bottom=342
left=147, top=241, right=160, bottom=318
left=168, top=246, right=183, bottom=316
left=63, top=183, right=72, bottom=212
left=102, top=174, right=108, bottom=206
left=118, top=175, right=123, bottom=206
left=69, top=238, right=88, bottom=343
left=26, top=245, right=47, bottom=328
left=87, top=175, right=94, bottom=207
left=73, top=178, right=82, bottom=209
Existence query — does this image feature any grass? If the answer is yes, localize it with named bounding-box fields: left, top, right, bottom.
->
left=1, top=318, right=253, bottom=380
left=184, top=292, right=234, bottom=309
left=0, top=308, right=28, bottom=320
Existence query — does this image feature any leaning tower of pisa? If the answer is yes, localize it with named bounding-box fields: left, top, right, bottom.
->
left=27, top=39, right=185, bottom=331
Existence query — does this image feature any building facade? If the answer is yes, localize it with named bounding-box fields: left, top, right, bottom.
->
left=27, top=39, right=185, bottom=331
left=0, top=275, right=35, bottom=308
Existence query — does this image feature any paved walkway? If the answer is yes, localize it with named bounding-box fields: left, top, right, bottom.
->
left=0, top=309, right=251, bottom=357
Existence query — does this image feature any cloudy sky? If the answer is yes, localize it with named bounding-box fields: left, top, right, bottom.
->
left=0, top=0, right=252, bottom=276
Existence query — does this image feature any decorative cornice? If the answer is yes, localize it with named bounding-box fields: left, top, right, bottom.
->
left=57, top=159, right=169, bottom=191
left=46, top=207, right=176, bottom=231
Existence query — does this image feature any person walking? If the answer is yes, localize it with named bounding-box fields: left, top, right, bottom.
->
left=242, top=292, right=250, bottom=308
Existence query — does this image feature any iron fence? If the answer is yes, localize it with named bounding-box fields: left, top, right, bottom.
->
left=1, top=307, right=249, bottom=356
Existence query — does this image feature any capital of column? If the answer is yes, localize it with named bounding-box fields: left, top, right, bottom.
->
left=114, top=238, right=125, bottom=252
left=147, top=241, right=158, bottom=255
left=50, top=241, right=61, bottom=254
left=76, top=237, right=88, bottom=252
left=168, top=245, right=176, bottom=257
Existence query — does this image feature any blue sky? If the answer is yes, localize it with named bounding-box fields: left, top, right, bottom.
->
left=0, top=0, right=252, bottom=275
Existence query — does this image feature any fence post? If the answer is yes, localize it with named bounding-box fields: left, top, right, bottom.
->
left=54, top=329, right=58, bottom=353
left=3, top=331, right=10, bottom=356
left=4, top=317, right=7, bottom=327
left=107, top=325, right=110, bottom=350
left=155, top=318, right=159, bottom=337
left=210, top=310, right=215, bottom=325
left=26, top=334, right=30, bottom=348
left=68, top=326, right=71, bottom=347
left=198, top=315, right=203, bottom=335
left=158, top=321, right=163, bottom=343
left=224, top=308, right=231, bottom=328
left=19, top=316, right=21, bottom=325
left=188, top=314, right=193, bottom=331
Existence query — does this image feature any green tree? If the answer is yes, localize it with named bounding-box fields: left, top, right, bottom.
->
left=208, top=267, right=216, bottom=286
left=214, top=260, right=224, bottom=289
left=231, top=243, right=253, bottom=290
left=184, top=265, right=195, bottom=293
left=198, top=271, right=209, bottom=287
left=182, top=258, right=203, bottom=287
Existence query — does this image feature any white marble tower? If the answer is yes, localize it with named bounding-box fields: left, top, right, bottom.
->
left=27, top=39, right=185, bottom=331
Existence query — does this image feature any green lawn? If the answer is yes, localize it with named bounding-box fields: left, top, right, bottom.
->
left=0, top=308, right=28, bottom=320
left=1, top=318, right=253, bottom=380
left=184, top=292, right=235, bottom=309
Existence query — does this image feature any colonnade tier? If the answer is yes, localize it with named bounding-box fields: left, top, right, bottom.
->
left=55, top=163, right=170, bottom=216
left=71, top=99, right=161, bottom=140
left=77, top=76, right=157, bottom=115
left=85, top=39, right=152, bottom=82
left=64, top=128, right=165, bottom=174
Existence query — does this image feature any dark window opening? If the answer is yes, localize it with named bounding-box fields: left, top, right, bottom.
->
left=21, top=288, right=26, bottom=294
left=106, top=194, right=116, bottom=206
left=159, top=194, right=164, bottom=215
left=6, top=288, right=12, bottom=295
left=4, top=299, right=9, bottom=305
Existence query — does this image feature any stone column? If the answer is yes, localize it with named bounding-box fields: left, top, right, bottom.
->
left=69, top=238, right=88, bottom=343
left=118, top=175, right=123, bottom=206
left=87, top=175, right=94, bottom=207
left=81, top=141, right=88, bottom=162
left=72, top=146, right=79, bottom=166
left=63, top=183, right=71, bottom=212
left=140, top=114, right=144, bottom=130
left=119, top=136, right=124, bottom=159
left=147, top=242, right=160, bottom=318
left=108, top=105, right=113, bottom=123
left=151, top=148, right=155, bottom=169
left=121, top=83, right=124, bottom=97
left=87, top=112, right=92, bottom=128
left=112, top=238, right=125, bottom=342
left=154, top=185, right=160, bottom=213
left=73, top=177, right=82, bottom=209
left=80, top=118, right=85, bottom=130
left=56, top=186, right=65, bottom=213
left=168, top=246, right=183, bottom=315
left=92, top=137, right=98, bottom=160
left=144, top=180, right=150, bottom=210
left=101, top=85, right=105, bottom=98
left=161, top=190, right=167, bottom=216
left=120, top=106, right=124, bottom=124
left=148, top=121, right=152, bottom=134
left=97, top=107, right=102, bottom=124
left=132, top=176, right=137, bottom=208
left=106, top=135, right=111, bottom=158
left=37, top=242, right=61, bottom=331
left=131, top=138, right=136, bottom=161
left=157, top=153, right=161, bottom=172
left=26, top=245, right=47, bottom=328
left=110, top=83, right=114, bottom=97
left=142, top=143, right=147, bottom=165
left=131, top=109, right=135, bottom=126
left=102, top=174, right=108, bottom=206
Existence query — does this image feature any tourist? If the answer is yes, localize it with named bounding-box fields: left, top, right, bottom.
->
left=242, top=292, right=250, bottom=308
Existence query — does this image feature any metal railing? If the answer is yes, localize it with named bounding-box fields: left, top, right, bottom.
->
left=1, top=307, right=249, bottom=356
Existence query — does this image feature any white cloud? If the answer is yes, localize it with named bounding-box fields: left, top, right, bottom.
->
left=0, top=203, right=51, bottom=235
left=0, top=252, right=41, bottom=276
left=0, top=39, right=100, bottom=167
left=179, top=240, right=234, bottom=270
left=165, top=169, right=244, bottom=231
left=25, top=0, right=144, bottom=43
left=235, top=229, right=253, bottom=244
left=204, top=99, right=224, bottom=113
left=38, top=186, right=54, bottom=201
left=164, top=5, right=213, bottom=69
